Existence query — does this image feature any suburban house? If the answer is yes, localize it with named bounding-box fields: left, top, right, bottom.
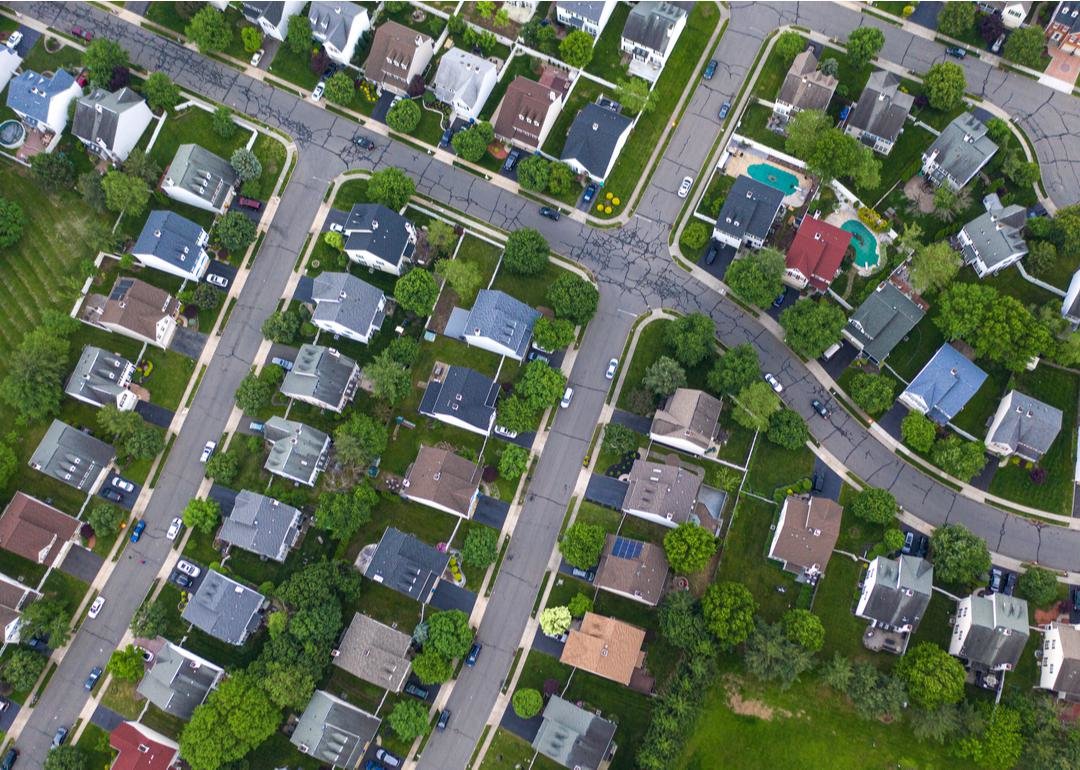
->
left=505, top=0, right=540, bottom=23
left=619, top=1, right=688, bottom=82
left=340, top=203, right=417, bottom=275
left=81, top=277, right=181, bottom=350
left=29, top=420, right=115, bottom=492
left=492, top=72, right=569, bottom=151
left=0, top=492, right=80, bottom=567
left=361, top=527, right=449, bottom=603
left=5, top=68, right=82, bottom=135
left=532, top=695, right=617, bottom=770
left=241, top=0, right=307, bottom=41
left=449, top=289, right=541, bottom=360
left=622, top=460, right=705, bottom=530
left=949, top=590, right=1030, bottom=672
left=898, top=343, right=988, bottom=425
left=981, top=1, right=1030, bottom=28
left=594, top=534, right=669, bottom=606
left=784, top=215, right=852, bottom=291
left=855, top=554, right=933, bottom=655
left=921, top=112, right=999, bottom=190
left=712, top=175, right=785, bottom=249
left=71, top=87, right=153, bottom=163
left=0, top=573, right=39, bottom=644
left=1046, top=1, right=1080, bottom=51
left=402, top=445, right=483, bottom=519
left=984, top=390, right=1063, bottom=462
left=309, top=271, right=387, bottom=343
left=365, top=21, right=435, bottom=96
left=0, top=47, right=21, bottom=95
left=279, top=344, right=360, bottom=413
left=561, top=101, right=634, bottom=183
left=263, top=416, right=331, bottom=486
left=433, top=48, right=498, bottom=122
left=418, top=364, right=500, bottom=436
left=332, top=612, right=413, bottom=693
left=773, top=49, right=838, bottom=118
left=957, top=199, right=1028, bottom=277
left=109, top=722, right=179, bottom=770
left=767, top=495, right=843, bottom=584
left=649, top=388, right=724, bottom=456
left=181, top=570, right=266, bottom=646
left=1061, top=268, right=1080, bottom=326
left=308, top=1, right=370, bottom=65
left=136, top=637, right=225, bottom=719
left=1037, top=621, right=1080, bottom=701
left=844, top=70, right=914, bottom=155
left=843, top=264, right=928, bottom=365
left=161, top=143, right=238, bottom=215
left=291, top=690, right=380, bottom=769
left=218, top=490, right=303, bottom=563
left=131, top=210, right=212, bottom=282
left=560, top=612, right=647, bottom=686
left=556, top=0, right=618, bottom=37
left=64, top=345, right=139, bottom=411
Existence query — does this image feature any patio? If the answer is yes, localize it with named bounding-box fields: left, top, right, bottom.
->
left=722, top=142, right=812, bottom=209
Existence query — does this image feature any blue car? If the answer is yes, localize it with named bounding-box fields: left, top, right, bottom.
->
left=583, top=183, right=598, bottom=203
left=130, top=519, right=146, bottom=543
left=466, top=642, right=482, bottom=667
left=718, top=101, right=730, bottom=120
left=84, top=666, right=102, bottom=691
left=363, top=762, right=386, bottom=770
left=704, top=59, right=718, bottom=80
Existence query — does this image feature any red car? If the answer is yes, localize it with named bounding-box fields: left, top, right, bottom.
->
left=72, top=26, right=93, bottom=42
left=237, top=197, right=262, bottom=210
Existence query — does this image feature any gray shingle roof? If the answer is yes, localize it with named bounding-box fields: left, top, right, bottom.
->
left=902, top=344, right=988, bottom=424
left=418, top=365, right=499, bottom=432
left=132, top=210, right=207, bottom=272
left=164, top=144, right=238, bottom=210
left=181, top=570, right=265, bottom=645
left=136, top=641, right=223, bottom=719
left=957, top=591, right=1029, bottom=670
left=291, top=690, right=380, bottom=768
left=1042, top=622, right=1080, bottom=698
left=847, top=70, right=913, bottom=144
left=364, top=527, right=448, bottom=602
left=557, top=1, right=609, bottom=23
left=71, top=87, right=146, bottom=152
left=988, top=390, right=1063, bottom=459
left=343, top=203, right=415, bottom=266
left=532, top=695, right=617, bottom=770
left=264, top=417, right=331, bottom=486
left=64, top=346, right=135, bottom=409
left=309, top=1, right=365, bottom=52
left=844, top=276, right=927, bottom=364
left=28, top=420, right=115, bottom=491
left=714, top=175, right=784, bottom=242
left=5, top=69, right=78, bottom=124
left=623, top=460, right=703, bottom=525
left=923, top=112, right=998, bottom=189
left=433, top=48, right=497, bottom=112
left=242, top=0, right=285, bottom=25
left=218, top=490, right=303, bottom=562
left=561, top=102, right=633, bottom=180
left=310, top=272, right=386, bottom=338
left=621, top=1, right=686, bottom=51
left=859, top=555, right=933, bottom=631
left=280, top=344, right=359, bottom=411
left=463, top=289, right=541, bottom=359
left=333, top=613, right=413, bottom=692
left=776, top=50, right=838, bottom=113
left=960, top=203, right=1027, bottom=271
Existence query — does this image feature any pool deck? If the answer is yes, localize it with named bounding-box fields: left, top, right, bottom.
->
left=824, top=203, right=892, bottom=276
left=723, top=145, right=810, bottom=208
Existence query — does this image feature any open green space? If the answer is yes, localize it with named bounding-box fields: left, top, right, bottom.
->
left=145, top=1, right=193, bottom=35
left=453, top=235, right=502, bottom=305
left=0, top=549, right=48, bottom=588
left=812, top=555, right=880, bottom=667
left=736, top=102, right=786, bottom=154
left=22, top=38, right=83, bottom=73
left=269, top=44, right=320, bottom=91
left=227, top=526, right=338, bottom=588
left=716, top=495, right=797, bottom=622
left=378, top=4, right=447, bottom=38
left=490, top=256, right=570, bottom=309
left=75, top=723, right=117, bottom=768
left=250, top=132, right=288, bottom=200
left=948, top=362, right=1010, bottom=439
left=584, top=3, right=631, bottom=82
left=479, top=728, right=563, bottom=770
left=744, top=440, right=815, bottom=498
left=615, top=318, right=711, bottom=412
left=540, top=77, right=609, bottom=158
left=101, top=677, right=144, bottom=719
left=148, top=105, right=252, bottom=171
left=885, top=316, right=944, bottom=383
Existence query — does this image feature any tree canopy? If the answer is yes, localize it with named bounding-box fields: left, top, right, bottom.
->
left=180, top=673, right=281, bottom=770
left=461, top=526, right=499, bottom=568
left=503, top=228, right=549, bottom=275
left=394, top=268, right=440, bottom=316
left=701, top=581, right=757, bottom=649
left=642, top=356, right=687, bottom=397
left=725, top=248, right=786, bottom=308
left=848, top=372, right=896, bottom=416
left=451, top=121, right=495, bottom=162
left=897, top=642, right=966, bottom=709
left=846, top=26, right=885, bottom=68
left=781, top=609, right=825, bottom=652
left=909, top=241, right=962, bottom=293
left=547, top=273, right=599, bottom=325
left=732, top=381, right=781, bottom=432
left=315, top=484, right=378, bottom=542
left=183, top=498, right=221, bottom=535
left=901, top=411, right=937, bottom=452
left=930, top=523, right=991, bottom=586
left=664, top=313, right=716, bottom=368
left=936, top=1, right=975, bottom=37
left=663, top=523, right=717, bottom=574
left=779, top=299, right=847, bottom=358
left=1002, top=24, right=1047, bottom=69
left=387, top=699, right=430, bottom=741
left=560, top=30, right=595, bottom=68
left=512, top=688, right=544, bottom=718
left=186, top=6, right=231, bottom=53
left=931, top=435, right=988, bottom=481
left=849, top=487, right=897, bottom=525
left=936, top=283, right=1052, bottom=371
left=560, top=521, right=606, bottom=569
left=708, top=344, right=760, bottom=396
left=767, top=408, right=809, bottom=450
left=427, top=609, right=474, bottom=659
left=83, top=38, right=129, bottom=88
left=1016, top=565, right=1059, bottom=608
left=0, top=197, right=25, bottom=249
left=368, top=167, right=415, bottom=210
left=333, top=413, right=388, bottom=467
left=0, top=327, right=70, bottom=422
left=924, top=62, right=966, bottom=111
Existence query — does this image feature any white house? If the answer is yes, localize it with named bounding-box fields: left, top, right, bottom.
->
left=309, top=271, right=387, bottom=343
left=131, top=210, right=211, bottom=282
left=957, top=199, right=1028, bottom=278
left=433, top=48, right=498, bottom=122
left=855, top=555, right=933, bottom=654
left=309, top=1, right=370, bottom=65
left=556, top=1, right=618, bottom=38
left=71, top=87, right=154, bottom=164
left=0, top=573, right=39, bottom=645
left=619, top=2, right=688, bottom=82
left=504, top=0, right=540, bottom=23
left=1037, top=621, right=1080, bottom=702
left=0, top=46, right=22, bottom=95
left=649, top=388, right=724, bottom=456
left=5, top=69, right=83, bottom=135
left=449, top=289, right=541, bottom=360
left=980, top=1, right=1030, bottom=28
left=241, top=0, right=307, bottom=41
left=161, top=144, right=238, bottom=215
left=338, top=203, right=417, bottom=275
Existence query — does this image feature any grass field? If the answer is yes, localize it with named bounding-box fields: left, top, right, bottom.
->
left=480, top=728, right=563, bottom=770
left=148, top=105, right=252, bottom=171
left=614, top=319, right=711, bottom=412
left=269, top=44, right=320, bottom=91
left=743, top=440, right=816, bottom=498
left=716, top=495, right=797, bottom=622
left=584, top=3, right=631, bottom=82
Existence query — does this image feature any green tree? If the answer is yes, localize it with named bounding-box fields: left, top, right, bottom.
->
left=896, top=642, right=966, bottom=708
left=333, top=413, right=388, bottom=467
left=180, top=673, right=280, bottom=770
left=1002, top=24, right=1047, bottom=68
left=681, top=221, right=709, bottom=251
left=732, top=381, right=781, bottom=432
left=386, top=98, right=421, bottom=132
left=701, top=581, right=757, bottom=649
left=368, top=167, right=415, bottom=210
left=261, top=309, right=301, bottom=343
left=663, top=523, right=716, bottom=574
left=930, top=523, right=991, bottom=585
left=665, top=313, right=716, bottom=368
left=427, top=609, right=473, bottom=659
left=83, top=38, right=129, bottom=87
left=547, top=162, right=575, bottom=195
left=286, top=13, right=313, bottom=54
left=819, top=57, right=840, bottom=77
left=325, top=71, right=354, bottom=105
left=78, top=171, right=107, bottom=212
left=125, top=424, right=164, bottom=461
left=516, top=360, right=567, bottom=410
left=387, top=699, right=430, bottom=742
left=130, top=599, right=168, bottom=638
left=850, top=487, right=897, bottom=525
left=846, top=26, right=885, bottom=68
left=43, top=745, right=87, bottom=770
left=363, top=350, right=411, bottom=403
left=924, top=62, right=966, bottom=111
left=957, top=704, right=1024, bottom=770
left=936, top=283, right=1052, bottom=371
left=782, top=609, right=825, bottom=652
left=567, top=592, right=593, bottom=617
left=849, top=372, right=895, bottom=415
left=883, top=528, right=906, bottom=553
left=451, top=121, right=495, bottom=162
left=143, top=72, right=181, bottom=112
left=123, top=148, right=161, bottom=185
left=1017, top=565, right=1060, bottom=608
left=743, top=619, right=817, bottom=689
left=21, top=598, right=72, bottom=647
left=658, top=591, right=710, bottom=651
left=0, top=328, right=70, bottom=422
left=107, top=644, right=146, bottom=682
left=779, top=299, right=847, bottom=358
left=241, top=26, right=262, bottom=54
left=784, top=108, right=834, bottom=160
left=615, top=77, right=658, bottom=114
left=97, top=404, right=143, bottom=441
left=547, top=274, right=599, bottom=325
left=708, top=344, right=760, bottom=396
left=102, top=171, right=149, bottom=215
left=186, top=6, right=232, bottom=53
left=931, top=435, right=987, bottom=481
left=259, top=662, right=315, bottom=709
left=461, top=526, right=499, bottom=568
left=394, top=268, right=440, bottom=316
left=1003, top=150, right=1039, bottom=189
left=315, top=484, right=378, bottom=542
left=183, top=498, right=221, bottom=535
left=235, top=369, right=273, bottom=413
left=0, top=197, right=24, bottom=249
left=30, top=152, right=75, bottom=191
left=602, top=423, right=639, bottom=457
left=204, top=451, right=238, bottom=485
left=1025, top=240, right=1056, bottom=277
left=642, top=355, right=686, bottom=397
left=539, top=605, right=572, bottom=636
left=725, top=248, right=786, bottom=308
left=774, top=31, right=806, bottom=65
left=2, top=648, right=46, bottom=691
left=847, top=663, right=908, bottom=721
left=498, top=445, right=529, bottom=480
left=910, top=240, right=962, bottom=293
left=902, top=411, right=937, bottom=452
left=436, top=258, right=483, bottom=301
left=560, top=521, right=606, bottom=569
left=0, top=443, right=14, bottom=490
left=230, top=148, right=262, bottom=181
left=560, top=29, right=595, bottom=68
left=412, top=650, right=454, bottom=684
left=512, top=688, right=543, bottom=718
left=213, top=210, right=257, bottom=253
left=937, top=1, right=975, bottom=37
left=503, top=228, right=549, bottom=275
left=426, top=220, right=458, bottom=256
left=532, top=317, right=576, bottom=350
left=516, top=155, right=550, bottom=191
left=212, top=105, right=237, bottom=138
left=767, top=408, right=809, bottom=450
left=495, top=394, right=539, bottom=433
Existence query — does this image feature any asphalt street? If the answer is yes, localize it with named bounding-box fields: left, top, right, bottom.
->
left=7, top=1, right=1080, bottom=767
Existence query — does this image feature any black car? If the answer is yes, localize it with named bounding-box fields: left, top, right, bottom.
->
left=85, top=666, right=103, bottom=691
left=704, top=241, right=719, bottom=265
left=811, top=399, right=829, bottom=418
left=811, top=471, right=824, bottom=493
left=353, top=135, right=375, bottom=150
left=1003, top=571, right=1017, bottom=595
left=101, top=488, right=124, bottom=503
left=404, top=682, right=429, bottom=700
left=0, top=748, right=16, bottom=770
left=173, top=573, right=192, bottom=588
left=503, top=148, right=522, bottom=172
left=436, top=709, right=451, bottom=731
left=945, top=46, right=967, bottom=59
left=539, top=206, right=561, bottom=221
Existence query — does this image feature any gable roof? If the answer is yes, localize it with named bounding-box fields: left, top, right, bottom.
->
left=769, top=495, right=843, bottom=578
left=623, top=460, right=703, bottom=524
left=957, top=591, right=1030, bottom=669
left=844, top=268, right=928, bottom=363
left=343, top=203, right=415, bottom=266
left=860, top=555, right=933, bottom=629
left=132, top=210, right=206, bottom=271
left=29, top=420, right=115, bottom=492
left=291, top=690, right=380, bottom=768
left=109, top=722, right=178, bottom=770
left=0, top=492, right=79, bottom=566
left=366, top=20, right=431, bottom=90
left=333, top=612, right=413, bottom=692
left=923, top=112, right=998, bottom=188
left=86, top=277, right=180, bottom=342
left=622, top=1, right=687, bottom=51
left=418, top=365, right=499, bottom=432
left=136, top=639, right=223, bottom=719
left=960, top=203, right=1028, bottom=270
left=434, top=48, right=497, bottom=110
left=64, top=345, right=135, bottom=408
left=280, top=344, right=359, bottom=410
left=0, top=47, right=21, bottom=93
left=218, top=490, right=303, bottom=562
left=1053, top=1, right=1080, bottom=33
left=164, top=143, right=238, bottom=210
left=364, top=527, right=449, bottom=602
left=650, top=388, right=723, bottom=451
left=561, top=102, right=633, bottom=179
left=264, top=416, right=330, bottom=485
left=72, top=87, right=147, bottom=149
left=5, top=68, right=78, bottom=124
left=847, top=70, right=913, bottom=143
left=988, top=390, right=1063, bottom=458
left=181, top=570, right=265, bottom=645
left=494, top=75, right=562, bottom=147
left=0, top=576, right=36, bottom=632
left=242, top=0, right=288, bottom=25
left=777, top=50, right=838, bottom=112
left=594, top=534, right=669, bottom=605
left=310, top=271, right=386, bottom=336
left=714, top=175, right=785, bottom=241
left=557, top=1, right=609, bottom=23
left=309, top=1, right=366, bottom=51
left=532, top=695, right=617, bottom=770
left=403, top=445, right=482, bottom=517
left=560, top=612, right=646, bottom=685
left=903, top=343, right=988, bottom=424
left=786, top=216, right=852, bottom=290
left=1042, top=622, right=1080, bottom=698
left=463, top=289, right=541, bottom=358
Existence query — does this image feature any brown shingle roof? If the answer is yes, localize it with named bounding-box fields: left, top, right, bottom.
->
left=403, top=445, right=482, bottom=517
left=594, top=535, right=669, bottom=605
left=0, top=492, right=80, bottom=566
left=366, top=21, right=431, bottom=90
left=84, top=277, right=180, bottom=342
left=493, top=76, right=561, bottom=149
left=560, top=612, right=647, bottom=685
left=769, top=495, right=842, bottom=579
left=650, top=389, right=723, bottom=452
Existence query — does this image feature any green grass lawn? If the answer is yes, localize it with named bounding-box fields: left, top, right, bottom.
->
left=812, top=554, right=881, bottom=667
left=949, top=362, right=1010, bottom=439
left=541, top=77, right=609, bottom=158
left=614, top=319, right=711, bottom=412
left=141, top=346, right=197, bottom=412
left=697, top=171, right=736, bottom=219
left=268, top=44, right=320, bottom=91
left=148, top=106, right=252, bottom=171
left=885, top=316, right=944, bottom=383
left=563, top=668, right=653, bottom=770
left=145, top=1, right=191, bottom=35
left=40, top=569, right=89, bottom=617
left=716, top=495, right=798, bottom=622
left=227, top=526, right=337, bottom=588
left=411, top=104, right=448, bottom=147
left=453, top=235, right=502, bottom=305
left=744, top=441, right=815, bottom=498
left=0, top=548, right=48, bottom=589
left=516, top=649, right=573, bottom=693
left=378, top=5, right=447, bottom=38
left=245, top=731, right=323, bottom=770
left=75, top=722, right=117, bottom=768
left=480, top=728, right=563, bottom=770
left=737, top=102, right=787, bottom=154
left=333, top=178, right=371, bottom=210
left=22, top=39, right=83, bottom=73
left=584, top=3, right=631, bottom=82
left=854, top=122, right=934, bottom=208
left=101, top=677, right=144, bottom=719
left=490, top=257, right=570, bottom=309
left=321, top=665, right=387, bottom=715
left=250, top=132, right=288, bottom=199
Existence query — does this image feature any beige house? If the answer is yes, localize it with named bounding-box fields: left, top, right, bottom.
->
left=560, top=612, right=646, bottom=686
left=649, top=388, right=724, bottom=456
left=594, top=535, right=669, bottom=606
left=332, top=613, right=413, bottom=693
left=365, top=21, right=434, bottom=96
left=767, top=495, right=842, bottom=583
left=81, top=277, right=181, bottom=349
left=402, top=445, right=482, bottom=519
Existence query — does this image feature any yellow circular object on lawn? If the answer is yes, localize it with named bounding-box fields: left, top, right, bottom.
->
left=604, top=205, right=613, bottom=214
left=612, top=197, right=620, bottom=206
left=605, top=191, right=613, bottom=200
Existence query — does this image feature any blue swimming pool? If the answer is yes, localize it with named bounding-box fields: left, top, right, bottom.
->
left=747, top=162, right=800, bottom=196
left=841, top=219, right=880, bottom=269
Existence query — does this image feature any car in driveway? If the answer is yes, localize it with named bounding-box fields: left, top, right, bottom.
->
left=704, top=59, right=718, bottom=79
left=764, top=373, right=783, bottom=393
left=440, top=126, right=454, bottom=146
left=605, top=358, right=619, bottom=379
left=540, top=206, right=561, bottom=221
left=571, top=566, right=595, bottom=582
left=52, top=726, right=68, bottom=747
left=250, top=48, right=264, bottom=67
left=129, top=520, right=146, bottom=543
left=902, top=530, right=915, bottom=554
left=404, top=682, right=429, bottom=700
left=88, top=596, right=105, bottom=619
left=583, top=183, right=598, bottom=204
left=494, top=424, right=519, bottom=439
left=718, top=101, right=731, bottom=120
left=173, top=573, right=193, bottom=588
left=166, top=517, right=183, bottom=541
left=466, top=642, right=482, bottom=666
left=945, top=46, right=966, bottom=59
left=272, top=356, right=294, bottom=371
left=101, top=488, right=124, bottom=503
left=374, top=748, right=402, bottom=767
left=1004, top=571, right=1017, bottom=595
left=677, top=176, right=693, bottom=198
left=5, top=31, right=22, bottom=50
left=85, top=666, right=103, bottom=691
left=772, top=290, right=788, bottom=308
left=989, top=568, right=1004, bottom=593
left=436, top=710, right=451, bottom=730
left=111, top=476, right=134, bottom=493
left=200, top=440, right=216, bottom=463
left=311, top=81, right=325, bottom=101
left=364, top=762, right=386, bottom=770
left=176, top=559, right=201, bottom=578
left=503, top=148, right=522, bottom=172
left=0, top=748, right=16, bottom=770
left=206, top=272, right=229, bottom=288
left=991, top=34, right=1005, bottom=53
left=353, top=135, right=375, bottom=150
left=704, top=241, right=720, bottom=265
left=236, top=196, right=262, bottom=210
left=811, top=399, right=829, bottom=418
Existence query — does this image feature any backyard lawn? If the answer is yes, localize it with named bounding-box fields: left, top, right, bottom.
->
left=584, top=2, right=631, bottom=82
left=715, top=495, right=797, bottom=622
left=453, top=235, right=502, bottom=304
left=480, top=728, right=562, bottom=770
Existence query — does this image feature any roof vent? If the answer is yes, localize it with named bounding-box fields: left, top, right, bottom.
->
left=592, top=122, right=599, bottom=131
left=812, top=528, right=822, bottom=536
left=371, top=219, right=379, bottom=230
left=434, top=471, right=441, bottom=481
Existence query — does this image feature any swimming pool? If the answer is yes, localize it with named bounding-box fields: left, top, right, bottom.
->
left=747, top=162, right=800, bottom=196
left=841, top=219, right=880, bottom=270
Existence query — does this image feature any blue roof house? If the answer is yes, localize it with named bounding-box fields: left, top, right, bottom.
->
left=131, top=211, right=211, bottom=282
left=898, top=344, right=988, bottom=425
left=6, top=69, right=83, bottom=135
left=447, top=289, right=541, bottom=361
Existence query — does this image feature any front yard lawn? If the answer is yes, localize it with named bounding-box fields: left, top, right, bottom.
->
left=245, top=731, right=323, bottom=770
left=22, top=38, right=83, bottom=73
left=885, top=316, right=944, bottom=383
left=250, top=132, right=288, bottom=200
left=736, top=101, right=786, bottom=154
left=480, top=728, right=563, bottom=770
left=75, top=723, right=117, bottom=768
left=948, top=362, right=1010, bottom=440
left=743, top=440, right=815, bottom=498
left=100, top=677, right=144, bottom=719
left=490, top=256, right=571, bottom=309
left=716, top=496, right=797, bottom=621
left=140, top=703, right=188, bottom=739
left=141, top=346, right=197, bottom=412
left=268, top=44, right=320, bottom=91
left=615, top=318, right=710, bottom=413
left=148, top=105, right=252, bottom=170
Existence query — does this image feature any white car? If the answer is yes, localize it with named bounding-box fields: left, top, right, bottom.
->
left=200, top=440, right=216, bottom=463
left=5, top=31, right=22, bottom=50
left=764, top=373, right=783, bottom=393
left=605, top=358, right=619, bottom=380
left=677, top=176, right=693, bottom=198
left=111, top=476, right=134, bottom=493
left=560, top=387, right=574, bottom=409
left=311, top=81, right=325, bottom=101
left=166, top=517, right=183, bottom=541
left=493, top=425, right=519, bottom=439
left=175, top=560, right=201, bottom=578
left=250, top=48, right=264, bottom=67
left=206, top=273, right=228, bottom=288
left=87, top=597, right=105, bottom=619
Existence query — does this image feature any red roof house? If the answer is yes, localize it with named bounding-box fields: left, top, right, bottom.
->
left=785, top=217, right=852, bottom=291
left=109, top=721, right=179, bottom=770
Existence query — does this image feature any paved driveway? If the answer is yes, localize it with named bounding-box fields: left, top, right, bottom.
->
left=169, top=327, right=208, bottom=359
left=908, top=1, right=942, bottom=30
left=204, top=259, right=238, bottom=289
left=98, top=472, right=141, bottom=511
left=134, top=400, right=174, bottom=429
left=584, top=474, right=629, bottom=508
left=609, top=409, right=652, bottom=435
left=473, top=496, right=510, bottom=531
left=430, top=581, right=477, bottom=614
left=208, top=484, right=239, bottom=516
left=59, top=545, right=103, bottom=583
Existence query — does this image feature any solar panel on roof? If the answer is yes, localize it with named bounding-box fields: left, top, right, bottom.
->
left=612, top=537, right=643, bottom=560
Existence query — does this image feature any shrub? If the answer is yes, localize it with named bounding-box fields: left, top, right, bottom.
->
left=512, top=688, right=543, bottom=718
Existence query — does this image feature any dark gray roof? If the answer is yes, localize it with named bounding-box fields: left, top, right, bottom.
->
left=621, top=2, right=686, bottom=51
left=333, top=613, right=413, bottom=692
left=264, top=417, right=330, bottom=485
left=561, top=102, right=633, bottom=179
left=463, top=290, right=541, bottom=358
left=310, top=272, right=386, bottom=337
left=29, top=420, right=115, bottom=491
left=558, top=1, right=609, bottom=23
left=988, top=390, right=1063, bottom=458
left=532, top=695, right=617, bottom=770
left=309, top=1, right=365, bottom=52
left=243, top=0, right=285, bottom=25
left=1053, top=1, right=1080, bottom=33
left=5, top=69, right=78, bottom=124
left=64, top=346, right=134, bottom=408
left=844, top=279, right=927, bottom=364
left=280, top=344, right=359, bottom=411
left=960, top=204, right=1027, bottom=270
left=776, top=50, right=837, bottom=113
left=343, top=204, right=414, bottom=266
left=923, top=112, right=999, bottom=189
left=957, top=591, right=1029, bottom=670
left=181, top=570, right=265, bottom=645
left=132, top=210, right=207, bottom=272
left=137, top=641, right=223, bottom=719
left=860, top=555, right=933, bottom=631
left=903, top=344, right=988, bottom=424
left=164, top=144, right=238, bottom=210
left=418, top=366, right=499, bottom=431
left=218, top=490, right=303, bottom=562
left=71, top=87, right=146, bottom=151
left=364, top=527, right=449, bottom=603
left=291, top=690, right=380, bottom=768
left=847, top=70, right=913, bottom=144
left=714, top=175, right=785, bottom=241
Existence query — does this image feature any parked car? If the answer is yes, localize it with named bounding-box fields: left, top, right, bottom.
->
left=539, top=206, right=561, bottom=221
left=166, top=517, right=183, bottom=541
left=704, top=242, right=720, bottom=265
left=605, top=358, right=619, bottom=379
left=139, top=647, right=154, bottom=663
left=0, top=697, right=10, bottom=712
left=353, top=135, right=375, bottom=150
left=718, top=101, right=731, bottom=120
left=311, top=81, right=325, bottom=101
left=236, top=197, right=262, bottom=210
left=704, top=59, right=718, bottom=79
left=129, top=520, right=146, bottom=543
left=206, top=273, right=229, bottom=288
left=404, top=682, right=429, bottom=700
left=440, top=127, right=454, bottom=146
left=902, top=531, right=915, bottom=554
left=571, top=566, right=595, bottom=582
left=494, top=425, right=519, bottom=439
left=72, top=26, right=93, bottom=42
left=0, top=748, right=15, bottom=770
left=249, top=421, right=265, bottom=433
left=436, top=710, right=451, bottom=731
left=1072, top=586, right=1080, bottom=613
left=5, top=31, right=22, bottom=50
left=466, top=642, right=482, bottom=666
left=88, top=596, right=105, bottom=619
left=176, top=559, right=201, bottom=578
left=1004, top=571, right=1017, bottom=595
left=772, top=290, right=788, bottom=308
left=111, top=476, right=134, bottom=493
left=945, top=46, right=966, bottom=59
left=363, top=762, right=386, bottom=770
left=101, top=488, right=124, bottom=503
left=811, top=471, right=824, bottom=494
left=583, top=183, right=598, bottom=203
left=200, top=440, right=216, bottom=463
left=84, top=666, right=103, bottom=691
left=989, top=568, right=1004, bottom=593
left=374, top=748, right=402, bottom=768
left=527, top=350, right=550, bottom=364
left=811, top=399, right=829, bottom=418
left=250, top=48, right=264, bottom=67
left=173, top=573, right=192, bottom=588
left=52, top=727, right=68, bottom=748
left=272, top=356, right=294, bottom=371
left=560, top=387, right=574, bottom=408
left=503, top=148, right=522, bottom=172
left=677, top=176, right=693, bottom=198
left=991, top=34, right=1005, bottom=53
left=764, top=373, right=783, bottom=393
